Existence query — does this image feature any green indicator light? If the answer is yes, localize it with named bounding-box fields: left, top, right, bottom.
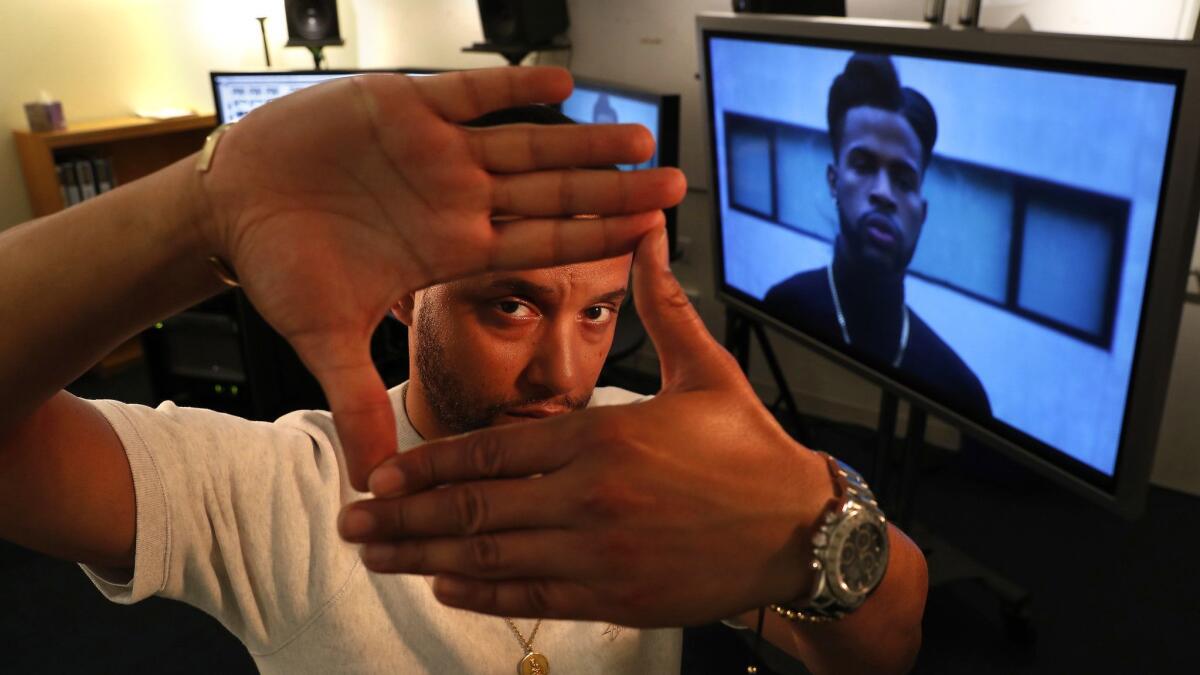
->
left=230, top=385, right=239, bottom=395
left=214, top=384, right=223, bottom=394
left=154, top=322, right=164, bottom=329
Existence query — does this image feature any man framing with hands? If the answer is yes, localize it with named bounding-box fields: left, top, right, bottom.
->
left=0, top=68, right=925, bottom=674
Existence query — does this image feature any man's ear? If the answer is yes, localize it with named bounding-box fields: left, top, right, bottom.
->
left=390, top=294, right=416, bottom=326
left=826, top=163, right=837, bottom=199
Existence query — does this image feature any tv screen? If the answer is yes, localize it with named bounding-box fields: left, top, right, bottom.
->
left=700, top=15, right=1200, bottom=513
left=210, top=69, right=441, bottom=124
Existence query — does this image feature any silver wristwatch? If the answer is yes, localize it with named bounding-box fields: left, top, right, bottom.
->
left=776, top=452, right=889, bottom=622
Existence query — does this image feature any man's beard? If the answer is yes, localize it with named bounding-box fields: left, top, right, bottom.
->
left=414, top=309, right=592, bottom=434
left=838, top=209, right=916, bottom=280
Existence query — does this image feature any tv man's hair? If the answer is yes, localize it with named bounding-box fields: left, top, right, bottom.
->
left=827, top=52, right=938, bottom=169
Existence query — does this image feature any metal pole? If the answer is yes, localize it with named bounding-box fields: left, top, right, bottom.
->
left=923, top=0, right=946, bottom=25
left=256, top=17, right=271, bottom=67
left=959, top=0, right=983, bottom=28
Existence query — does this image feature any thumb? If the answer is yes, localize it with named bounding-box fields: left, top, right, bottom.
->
left=293, top=332, right=396, bottom=493
left=632, top=227, right=739, bottom=391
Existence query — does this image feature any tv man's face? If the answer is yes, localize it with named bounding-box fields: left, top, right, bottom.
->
left=397, top=256, right=631, bottom=435
left=827, top=106, right=928, bottom=277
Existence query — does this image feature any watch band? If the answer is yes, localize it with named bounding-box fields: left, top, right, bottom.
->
left=774, top=452, right=887, bottom=623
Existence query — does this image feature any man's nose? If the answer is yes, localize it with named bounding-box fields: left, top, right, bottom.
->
left=868, top=169, right=897, bottom=210
left=523, top=319, right=578, bottom=396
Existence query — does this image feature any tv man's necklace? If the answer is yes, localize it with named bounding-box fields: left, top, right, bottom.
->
left=504, top=618, right=549, bottom=675
left=827, top=264, right=909, bottom=368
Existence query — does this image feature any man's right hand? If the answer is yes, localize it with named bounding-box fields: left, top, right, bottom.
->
left=195, top=67, right=686, bottom=491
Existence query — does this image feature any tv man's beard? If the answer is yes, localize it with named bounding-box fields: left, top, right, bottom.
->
left=839, top=209, right=918, bottom=280
left=414, top=309, right=592, bottom=434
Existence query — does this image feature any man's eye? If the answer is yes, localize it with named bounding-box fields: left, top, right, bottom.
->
left=583, top=306, right=615, bottom=322
left=497, top=300, right=534, bottom=317
left=893, top=169, right=918, bottom=192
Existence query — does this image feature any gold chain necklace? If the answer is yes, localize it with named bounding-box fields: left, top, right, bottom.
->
left=828, top=264, right=909, bottom=368
left=503, top=618, right=549, bottom=675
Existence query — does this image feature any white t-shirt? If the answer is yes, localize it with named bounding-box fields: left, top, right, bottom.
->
left=81, top=383, right=681, bottom=674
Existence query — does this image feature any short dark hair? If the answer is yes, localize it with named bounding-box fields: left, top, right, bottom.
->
left=826, top=52, right=938, bottom=169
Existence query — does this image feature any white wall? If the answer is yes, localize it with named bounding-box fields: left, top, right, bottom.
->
left=0, top=0, right=1195, bottom=493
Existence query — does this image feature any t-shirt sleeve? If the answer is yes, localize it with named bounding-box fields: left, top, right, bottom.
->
left=78, top=399, right=360, bottom=654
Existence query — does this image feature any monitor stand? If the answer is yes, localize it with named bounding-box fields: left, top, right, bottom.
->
left=875, top=390, right=1036, bottom=648
left=724, top=307, right=812, bottom=444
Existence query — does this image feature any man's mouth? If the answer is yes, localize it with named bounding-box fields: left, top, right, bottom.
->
left=503, top=405, right=573, bottom=419
left=861, top=213, right=899, bottom=247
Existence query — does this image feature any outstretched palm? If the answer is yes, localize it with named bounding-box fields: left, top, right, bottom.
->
left=197, top=68, right=685, bottom=490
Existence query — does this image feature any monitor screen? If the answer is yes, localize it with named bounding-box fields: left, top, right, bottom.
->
left=560, top=80, right=677, bottom=170
left=211, top=69, right=440, bottom=124
left=701, top=17, right=1197, bottom=508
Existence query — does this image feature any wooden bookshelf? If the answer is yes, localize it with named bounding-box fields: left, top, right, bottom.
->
left=13, top=114, right=218, bottom=372
left=13, top=114, right=217, bottom=217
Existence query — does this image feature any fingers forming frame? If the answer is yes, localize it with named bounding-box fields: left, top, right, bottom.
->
left=467, top=123, right=655, bottom=173
left=344, top=476, right=568, bottom=541
left=368, top=415, right=587, bottom=496
left=491, top=167, right=681, bottom=217
left=409, top=67, right=574, bottom=122
left=359, top=529, right=591, bottom=580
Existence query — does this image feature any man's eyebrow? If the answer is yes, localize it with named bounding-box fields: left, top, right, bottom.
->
left=485, top=278, right=557, bottom=298
left=589, top=288, right=628, bottom=306
left=848, top=145, right=919, bottom=177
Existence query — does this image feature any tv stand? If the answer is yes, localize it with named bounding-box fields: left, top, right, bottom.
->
left=723, top=307, right=811, bottom=444
left=875, top=391, right=1036, bottom=647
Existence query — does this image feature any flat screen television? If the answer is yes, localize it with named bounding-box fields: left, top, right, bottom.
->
left=210, top=69, right=442, bottom=124
left=699, top=13, right=1200, bottom=516
left=559, top=78, right=682, bottom=257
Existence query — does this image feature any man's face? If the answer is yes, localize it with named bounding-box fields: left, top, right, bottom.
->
left=403, top=256, right=631, bottom=435
left=827, top=106, right=928, bottom=277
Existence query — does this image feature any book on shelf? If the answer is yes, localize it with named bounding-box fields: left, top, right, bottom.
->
left=57, top=161, right=81, bottom=205
left=74, top=159, right=97, bottom=200
left=54, top=155, right=116, bottom=206
left=92, top=157, right=115, bottom=193
left=54, top=164, right=69, bottom=206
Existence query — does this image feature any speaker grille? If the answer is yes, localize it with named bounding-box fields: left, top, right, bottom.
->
left=477, top=0, right=568, bottom=47
left=285, top=0, right=344, bottom=47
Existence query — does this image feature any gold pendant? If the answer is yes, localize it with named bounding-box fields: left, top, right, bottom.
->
left=518, top=651, right=549, bottom=675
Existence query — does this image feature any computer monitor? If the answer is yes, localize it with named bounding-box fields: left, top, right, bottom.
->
left=699, top=13, right=1200, bottom=516
left=559, top=78, right=681, bottom=256
left=210, top=69, right=442, bottom=124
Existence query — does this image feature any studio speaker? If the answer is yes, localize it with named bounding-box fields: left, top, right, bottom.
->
left=477, top=0, right=569, bottom=47
left=285, top=0, right=345, bottom=47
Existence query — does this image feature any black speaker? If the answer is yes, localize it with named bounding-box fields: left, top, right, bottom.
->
left=477, top=0, right=568, bottom=47
left=285, top=0, right=345, bottom=47
left=731, top=0, right=846, bottom=15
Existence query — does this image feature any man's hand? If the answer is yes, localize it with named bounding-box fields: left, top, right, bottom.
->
left=339, top=228, right=835, bottom=626
left=196, top=68, right=686, bottom=490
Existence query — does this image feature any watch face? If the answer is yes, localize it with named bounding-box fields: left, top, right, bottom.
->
left=834, top=516, right=888, bottom=597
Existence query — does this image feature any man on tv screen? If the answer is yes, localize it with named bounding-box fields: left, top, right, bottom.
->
left=763, top=52, right=991, bottom=416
